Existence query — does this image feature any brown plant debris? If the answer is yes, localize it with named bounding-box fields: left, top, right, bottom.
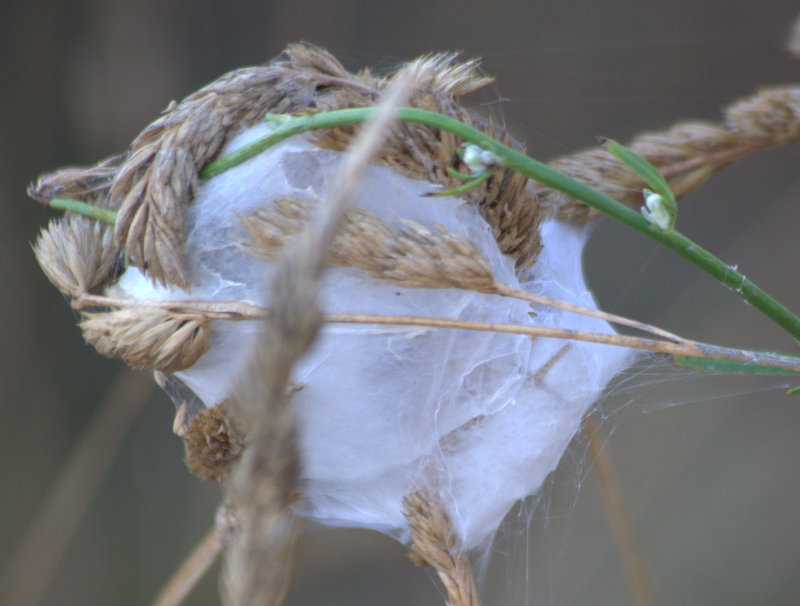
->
left=27, top=154, right=124, bottom=209
left=80, top=308, right=210, bottom=373
left=183, top=402, right=246, bottom=482
left=310, top=53, right=542, bottom=272
left=404, top=489, right=480, bottom=606
left=221, top=342, right=302, bottom=606
left=241, top=196, right=498, bottom=293
left=33, top=215, right=119, bottom=297
left=103, top=42, right=543, bottom=288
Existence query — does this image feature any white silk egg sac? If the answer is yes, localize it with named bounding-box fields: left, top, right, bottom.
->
left=117, top=122, right=633, bottom=549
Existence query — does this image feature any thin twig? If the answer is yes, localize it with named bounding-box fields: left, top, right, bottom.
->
left=582, top=415, right=659, bottom=606
left=1, top=369, right=154, bottom=606
left=150, top=526, right=225, bottom=606
left=325, top=313, right=800, bottom=373
left=70, top=293, right=800, bottom=373
left=75, top=277, right=685, bottom=343
left=495, top=283, right=683, bottom=342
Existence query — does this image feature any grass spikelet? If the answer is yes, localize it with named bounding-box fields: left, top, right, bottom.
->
left=241, top=196, right=498, bottom=293
left=80, top=308, right=210, bottom=372
left=404, top=489, right=480, bottom=606
left=33, top=215, right=118, bottom=297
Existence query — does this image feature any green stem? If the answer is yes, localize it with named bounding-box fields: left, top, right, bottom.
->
left=201, top=107, right=800, bottom=343
left=50, top=197, right=117, bottom=225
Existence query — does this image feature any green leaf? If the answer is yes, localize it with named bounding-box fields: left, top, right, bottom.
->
left=600, top=138, right=674, bottom=203
left=673, top=355, right=800, bottom=376
left=600, top=138, right=678, bottom=232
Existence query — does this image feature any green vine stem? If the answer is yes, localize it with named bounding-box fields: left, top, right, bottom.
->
left=201, top=107, right=800, bottom=344
left=47, top=107, right=800, bottom=353
left=50, top=197, right=117, bottom=225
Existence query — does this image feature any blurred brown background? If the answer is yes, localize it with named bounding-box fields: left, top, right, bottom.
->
left=2, top=1, right=800, bottom=605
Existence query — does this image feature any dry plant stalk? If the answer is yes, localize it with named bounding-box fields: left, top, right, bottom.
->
left=582, top=415, right=658, bottom=606
left=220, top=66, right=416, bottom=606
left=788, top=14, right=800, bottom=59
left=404, top=489, right=480, bottom=606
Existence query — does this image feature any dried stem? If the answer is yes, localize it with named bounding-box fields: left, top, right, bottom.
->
left=1, top=370, right=154, bottom=606
left=69, top=293, right=800, bottom=373
left=494, top=283, right=683, bottom=342
left=150, top=526, right=226, bottom=606
left=221, top=65, right=416, bottom=606
left=582, top=415, right=659, bottom=606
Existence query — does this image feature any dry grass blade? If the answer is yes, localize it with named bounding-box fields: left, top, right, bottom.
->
left=404, top=489, right=480, bottom=606
left=27, top=153, right=124, bottom=209
left=495, top=283, right=683, bottom=342
left=0, top=369, right=154, bottom=606
left=221, top=65, right=416, bottom=606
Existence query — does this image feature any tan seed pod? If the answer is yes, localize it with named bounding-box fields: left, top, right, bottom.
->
left=80, top=308, right=210, bottom=372
left=183, top=402, right=245, bottom=482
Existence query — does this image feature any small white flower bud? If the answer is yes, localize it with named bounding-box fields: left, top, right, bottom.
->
left=462, top=143, right=500, bottom=174
left=641, top=189, right=673, bottom=231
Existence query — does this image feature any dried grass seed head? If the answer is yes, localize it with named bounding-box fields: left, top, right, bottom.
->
left=241, top=196, right=498, bottom=293
left=33, top=215, right=118, bottom=298
left=80, top=308, right=211, bottom=373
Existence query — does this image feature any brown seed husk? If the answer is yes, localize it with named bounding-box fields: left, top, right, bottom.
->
left=33, top=215, right=118, bottom=297
left=241, top=196, right=498, bottom=293
left=27, top=154, right=125, bottom=209
left=404, top=489, right=480, bottom=606
left=80, top=308, right=210, bottom=372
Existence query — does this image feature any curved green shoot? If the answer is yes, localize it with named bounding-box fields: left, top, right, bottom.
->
left=601, top=138, right=677, bottom=232
left=50, top=198, right=117, bottom=225
left=201, top=106, right=800, bottom=344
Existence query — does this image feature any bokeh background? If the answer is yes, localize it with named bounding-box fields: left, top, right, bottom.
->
left=3, top=1, right=800, bottom=605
